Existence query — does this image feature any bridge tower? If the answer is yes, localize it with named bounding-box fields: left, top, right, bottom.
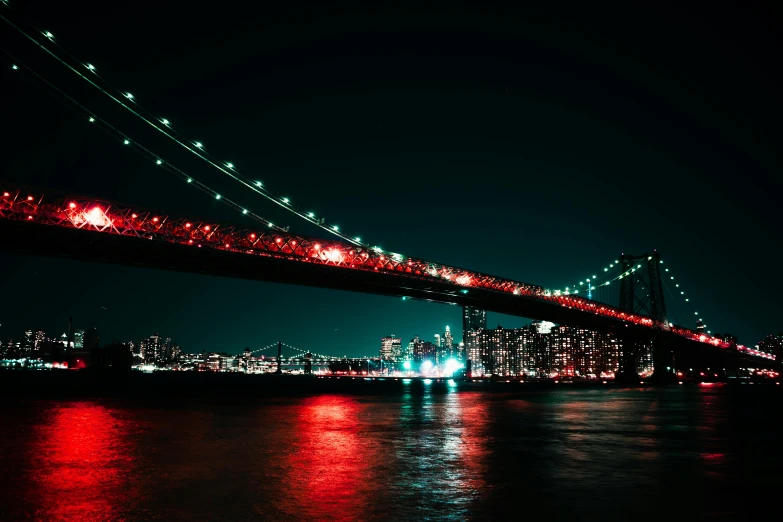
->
left=617, top=251, right=673, bottom=381
left=276, top=341, right=282, bottom=374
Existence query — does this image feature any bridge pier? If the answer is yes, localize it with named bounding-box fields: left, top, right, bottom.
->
left=650, top=337, right=676, bottom=384
left=616, top=337, right=640, bottom=384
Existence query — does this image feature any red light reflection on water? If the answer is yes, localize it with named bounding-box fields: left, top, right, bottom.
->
left=27, top=402, right=136, bottom=521
left=279, top=395, right=372, bottom=520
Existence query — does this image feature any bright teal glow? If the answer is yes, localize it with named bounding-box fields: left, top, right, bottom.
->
left=156, top=159, right=162, bottom=165
left=461, top=289, right=468, bottom=294
left=125, top=92, right=134, bottom=100
left=403, top=361, right=411, bottom=370
left=12, top=64, right=18, bottom=70
left=44, top=31, right=53, bottom=39
left=268, top=223, right=273, bottom=227
left=226, top=162, right=234, bottom=169
left=215, top=194, right=221, bottom=200
left=186, top=178, right=192, bottom=183
left=282, top=197, right=289, bottom=204
left=444, top=358, right=463, bottom=377
left=194, top=142, right=203, bottom=149
left=307, top=212, right=315, bottom=218
left=354, top=237, right=361, bottom=242
left=242, top=209, right=248, bottom=214
left=123, top=139, right=129, bottom=145
left=86, top=63, right=95, bottom=71
left=255, top=181, right=263, bottom=187
left=161, top=118, right=170, bottom=126
left=332, top=225, right=339, bottom=231
left=88, top=117, right=95, bottom=122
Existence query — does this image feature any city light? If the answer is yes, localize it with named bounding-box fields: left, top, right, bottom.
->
left=443, top=358, right=463, bottom=377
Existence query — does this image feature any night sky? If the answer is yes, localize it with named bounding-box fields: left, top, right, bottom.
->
left=1, top=1, right=780, bottom=356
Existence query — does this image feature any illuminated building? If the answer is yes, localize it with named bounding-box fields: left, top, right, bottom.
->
left=140, top=334, right=165, bottom=364
left=532, top=320, right=555, bottom=335
left=413, top=340, right=436, bottom=363
left=463, top=306, right=487, bottom=373
left=474, top=324, right=622, bottom=377
left=465, top=329, right=482, bottom=374
left=478, top=326, right=517, bottom=376
left=21, top=329, right=33, bottom=357
left=434, top=327, right=454, bottom=365
left=380, top=335, right=402, bottom=361
left=463, top=306, right=486, bottom=333
left=33, top=330, right=45, bottom=351
left=757, top=333, right=783, bottom=357
left=636, top=340, right=653, bottom=376
left=406, top=337, right=418, bottom=361
left=73, top=329, right=85, bottom=350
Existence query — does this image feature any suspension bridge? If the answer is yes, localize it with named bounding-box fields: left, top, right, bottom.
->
left=0, top=3, right=778, bottom=380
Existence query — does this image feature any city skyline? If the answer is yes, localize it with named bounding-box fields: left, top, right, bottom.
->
left=1, top=1, right=781, bottom=357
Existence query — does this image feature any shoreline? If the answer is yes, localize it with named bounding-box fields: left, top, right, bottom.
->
left=1, top=369, right=779, bottom=401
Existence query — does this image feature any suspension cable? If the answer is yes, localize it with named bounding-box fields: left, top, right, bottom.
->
left=1, top=47, right=288, bottom=232
left=0, top=7, right=379, bottom=250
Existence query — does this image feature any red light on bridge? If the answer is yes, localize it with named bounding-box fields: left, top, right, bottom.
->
left=204, top=225, right=210, bottom=231
left=27, top=196, right=33, bottom=201
left=152, top=217, right=159, bottom=223
left=314, top=244, right=320, bottom=250
left=249, top=233, right=256, bottom=239
left=275, top=238, right=282, bottom=243
left=225, top=243, right=230, bottom=248
left=68, top=202, right=76, bottom=209
left=2, top=192, right=9, bottom=197
left=27, top=216, right=33, bottom=220
left=185, top=223, right=192, bottom=228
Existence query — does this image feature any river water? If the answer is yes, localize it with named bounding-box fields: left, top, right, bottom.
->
left=0, top=382, right=779, bottom=521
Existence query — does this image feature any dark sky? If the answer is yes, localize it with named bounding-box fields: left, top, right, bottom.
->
left=1, top=1, right=781, bottom=355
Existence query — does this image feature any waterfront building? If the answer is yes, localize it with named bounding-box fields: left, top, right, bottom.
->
left=380, top=335, right=402, bottom=361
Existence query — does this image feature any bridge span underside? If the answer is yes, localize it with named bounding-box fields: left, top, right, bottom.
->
left=0, top=219, right=775, bottom=371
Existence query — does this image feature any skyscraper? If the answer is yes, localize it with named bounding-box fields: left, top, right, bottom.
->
left=463, top=306, right=486, bottom=335
left=33, top=330, right=46, bottom=351
left=405, top=337, right=418, bottom=361
left=465, top=330, right=482, bottom=374
left=413, top=340, right=436, bottom=363
left=463, top=306, right=487, bottom=372
left=141, top=334, right=165, bottom=364
left=21, top=329, right=33, bottom=358
left=380, top=335, right=402, bottom=361
left=73, top=329, right=85, bottom=350
left=434, top=326, right=454, bottom=364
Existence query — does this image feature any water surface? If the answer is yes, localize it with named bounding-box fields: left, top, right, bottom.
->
left=0, top=382, right=778, bottom=520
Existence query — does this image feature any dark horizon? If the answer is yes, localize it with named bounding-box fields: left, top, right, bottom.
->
left=1, top=1, right=781, bottom=355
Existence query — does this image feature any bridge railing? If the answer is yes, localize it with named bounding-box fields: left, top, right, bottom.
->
left=0, top=185, right=773, bottom=361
